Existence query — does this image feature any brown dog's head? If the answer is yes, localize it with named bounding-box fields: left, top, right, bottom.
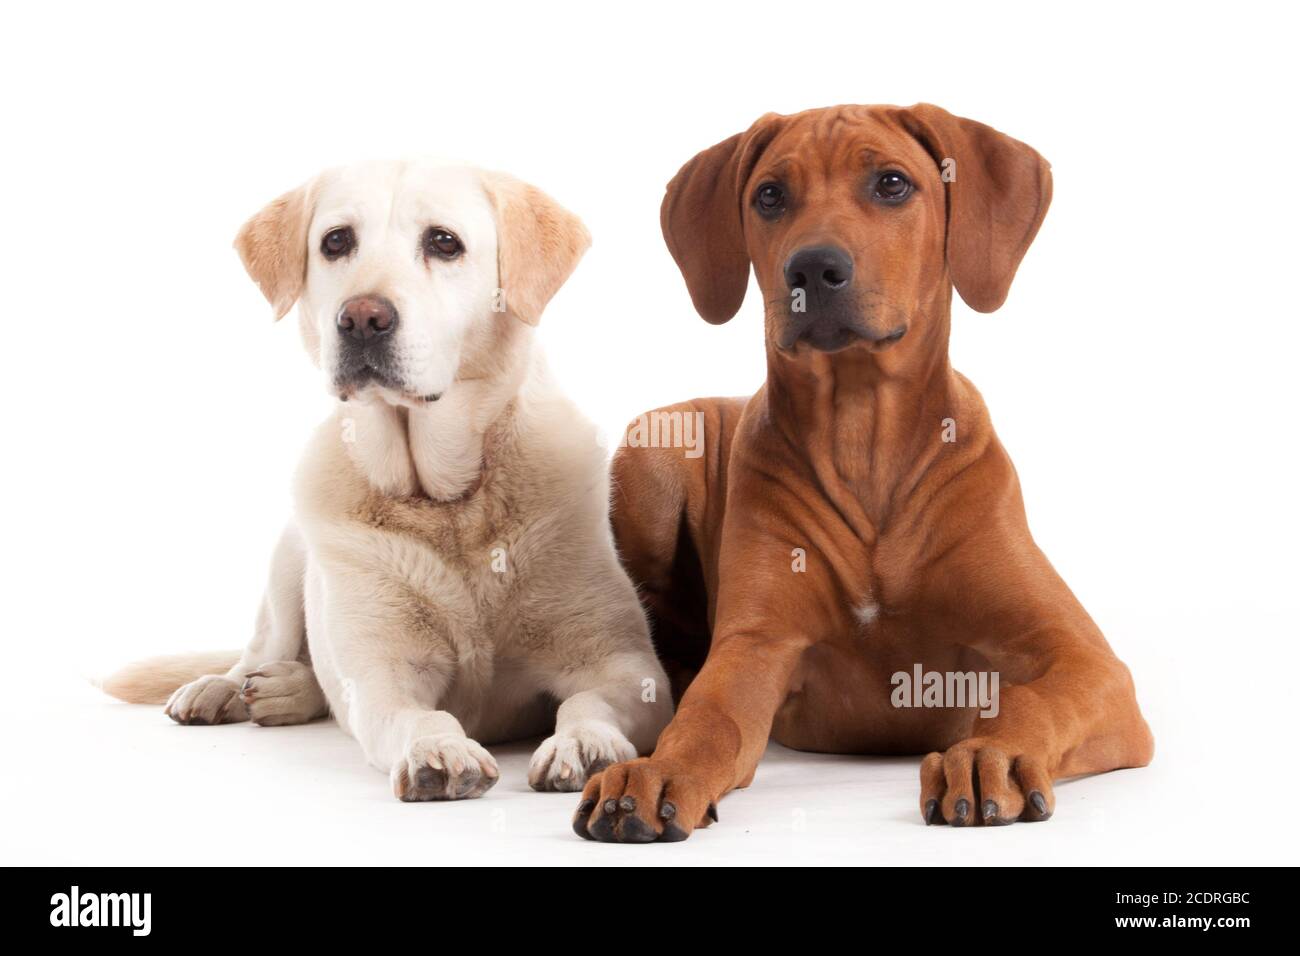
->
left=661, top=104, right=1051, bottom=357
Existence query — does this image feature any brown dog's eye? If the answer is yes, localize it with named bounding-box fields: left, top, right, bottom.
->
left=423, top=227, right=463, bottom=260
left=321, top=226, right=355, bottom=259
left=754, top=183, right=785, bottom=217
left=874, top=172, right=913, bottom=204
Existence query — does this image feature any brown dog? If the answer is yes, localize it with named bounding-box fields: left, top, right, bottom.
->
left=573, top=103, right=1154, bottom=842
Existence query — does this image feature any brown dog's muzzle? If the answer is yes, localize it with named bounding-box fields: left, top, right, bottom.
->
left=780, top=244, right=905, bottom=352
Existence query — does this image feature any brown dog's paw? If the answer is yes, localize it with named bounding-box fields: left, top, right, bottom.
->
left=571, top=758, right=718, bottom=843
left=919, top=742, right=1054, bottom=827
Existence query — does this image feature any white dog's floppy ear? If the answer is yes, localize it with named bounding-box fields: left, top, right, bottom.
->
left=234, top=181, right=314, bottom=320
left=481, top=172, right=591, bottom=326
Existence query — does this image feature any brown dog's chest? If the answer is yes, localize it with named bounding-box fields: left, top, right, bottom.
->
left=772, top=603, right=991, bottom=754
left=735, top=425, right=1000, bottom=753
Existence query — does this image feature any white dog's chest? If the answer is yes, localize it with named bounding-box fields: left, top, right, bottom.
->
left=311, top=480, right=564, bottom=658
left=356, top=486, right=538, bottom=600
left=302, top=530, right=557, bottom=744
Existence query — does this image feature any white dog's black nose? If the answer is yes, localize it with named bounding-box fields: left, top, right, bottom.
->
left=337, top=295, right=398, bottom=342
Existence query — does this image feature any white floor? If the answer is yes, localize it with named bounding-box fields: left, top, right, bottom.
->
left=2, top=672, right=1284, bottom=867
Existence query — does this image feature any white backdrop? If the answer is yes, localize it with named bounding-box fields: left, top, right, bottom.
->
left=2, top=0, right=1296, bottom=865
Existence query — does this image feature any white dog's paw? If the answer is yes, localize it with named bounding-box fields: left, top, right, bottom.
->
left=392, top=734, right=499, bottom=801
left=528, top=722, right=637, bottom=792
left=164, top=675, right=248, bottom=725
left=240, top=661, right=328, bottom=726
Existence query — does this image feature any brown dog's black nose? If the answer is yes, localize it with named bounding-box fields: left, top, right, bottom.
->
left=337, top=295, right=398, bottom=342
left=784, top=245, right=854, bottom=292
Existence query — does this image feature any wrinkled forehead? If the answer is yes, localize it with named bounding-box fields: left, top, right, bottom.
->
left=752, top=108, right=934, bottom=189
left=310, top=161, right=494, bottom=238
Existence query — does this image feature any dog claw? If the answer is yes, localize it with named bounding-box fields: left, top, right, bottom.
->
left=572, top=800, right=595, bottom=841
left=982, top=799, right=998, bottom=822
left=619, top=796, right=637, bottom=812
left=707, top=802, right=719, bottom=823
left=589, top=807, right=616, bottom=842
left=953, top=798, right=970, bottom=822
left=924, top=799, right=939, bottom=825
left=617, top=814, right=657, bottom=843
left=660, top=822, right=689, bottom=842
left=602, top=798, right=618, bottom=815
left=1029, top=791, right=1049, bottom=817
left=659, top=801, right=677, bottom=820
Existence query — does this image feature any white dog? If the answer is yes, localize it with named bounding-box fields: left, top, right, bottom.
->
left=103, top=160, right=673, bottom=800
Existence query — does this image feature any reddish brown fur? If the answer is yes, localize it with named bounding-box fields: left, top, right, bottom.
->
left=574, top=104, right=1153, bottom=842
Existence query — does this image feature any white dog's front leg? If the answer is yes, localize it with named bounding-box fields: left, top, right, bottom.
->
left=525, top=561, right=673, bottom=791
left=529, top=645, right=674, bottom=792
left=332, top=655, right=499, bottom=801
left=351, top=698, right=500, bottom=802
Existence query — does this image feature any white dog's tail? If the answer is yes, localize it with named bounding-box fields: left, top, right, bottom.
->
left=98, top=651, right=241, bottom=704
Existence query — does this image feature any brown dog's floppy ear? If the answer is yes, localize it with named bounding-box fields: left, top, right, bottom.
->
left=234, top=182, right=314, bottom=320
left=481, top=172, right=591, bottom=326
left=661, top=114, right=784, bottom=324
left=898, top=103, right=1052, bottom=313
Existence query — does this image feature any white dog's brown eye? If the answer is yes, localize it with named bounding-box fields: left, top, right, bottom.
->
left=423, top=227, right=463, bottom=260
left=321, top=226, right=355, bottom=259
left=874, top=172, right=913, bottom=204
left=755, top=183, right=785, bottom=217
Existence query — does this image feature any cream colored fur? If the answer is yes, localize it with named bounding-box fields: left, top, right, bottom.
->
left=102, top=160, right=672, bottom=800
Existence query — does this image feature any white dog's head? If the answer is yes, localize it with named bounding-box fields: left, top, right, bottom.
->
left=235, top=160, right=590, bottom=405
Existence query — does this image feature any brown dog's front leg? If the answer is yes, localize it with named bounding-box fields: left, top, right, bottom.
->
left=574, top=424, right=834, bottom=844
left=572, top=630, right=810, bottom=843
left=920, top=631, right=1154, bottom=827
